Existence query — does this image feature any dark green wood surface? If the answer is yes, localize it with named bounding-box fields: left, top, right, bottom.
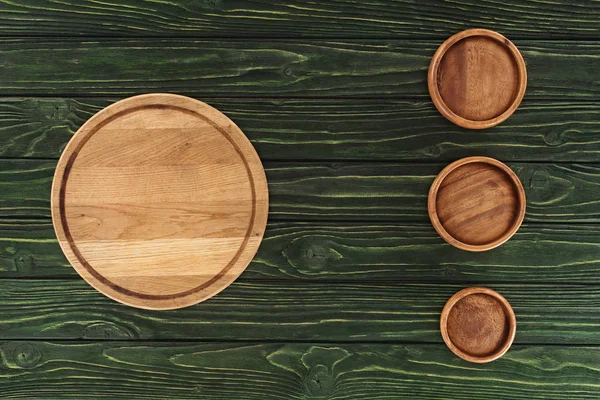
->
left=1, top=280, right=600, bottom=344
left=2, top=342, right=599, bottom=399
left=0, top=40, right=599, bottom=98
left=5, top=221, right=600, bottom=283
left=1, top=1, right=600, bottom=398
left=1, top=0, right=599, bottom=39
left=1, top=159, right=599, bottom=223
left=1, top=98, right=599, bottom=162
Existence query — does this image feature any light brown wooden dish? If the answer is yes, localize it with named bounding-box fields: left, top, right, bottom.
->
left=441, top=287, right=516, bottom=363
left=428, top=156, right=526, bottom=252
left=51, top=94, right=269, bottom=310
left=428, top=28, right=527, bottom=129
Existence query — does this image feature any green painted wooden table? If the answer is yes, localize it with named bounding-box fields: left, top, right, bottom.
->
left=1, top=1, right=600, bottom=398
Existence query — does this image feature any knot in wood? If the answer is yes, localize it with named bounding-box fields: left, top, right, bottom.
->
left=443, top=266, right=457, bottom=277
left=300, top=346, right=350, bottom=397
left=544, top=129, right=565, bottom=146
left=303, top=365, right=333, bottom=397
left=82, top=322, right=135, bottom=339
left=529, top=169, right=550, bottom=190
left=283, top=237, right=342, bottom=273
left=14, top=251, right=33, bottom=273
left=12, top=343, right=42, bottom=369
left=423, top=145, right=441, bottom=157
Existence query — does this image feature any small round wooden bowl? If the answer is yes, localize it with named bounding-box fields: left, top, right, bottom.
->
left=441, top=287, right=516, bottom=363
left=428, top=29, right=527, bottom=129
left=428, top=156, right=526, bottom=252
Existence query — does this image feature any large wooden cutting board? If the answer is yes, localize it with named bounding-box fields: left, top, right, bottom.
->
left=51, top=94, right=269, bottom=310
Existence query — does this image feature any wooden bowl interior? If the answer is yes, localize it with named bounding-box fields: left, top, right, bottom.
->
left=435, top=161, right=521, bottom=247
left=441, top=288, right=516, bottom=363
left=447, top=293, right=511, bottom=358
left=428, top=29, right=527, bottom=129
left=436, top=35, right=521, bottom=121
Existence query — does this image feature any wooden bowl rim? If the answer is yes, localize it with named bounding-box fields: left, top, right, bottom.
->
left=428, top=156, right=526, bottom=252
left=440, top=287, right=517, bottom=363
left=428, top=28, right=527, bottom=130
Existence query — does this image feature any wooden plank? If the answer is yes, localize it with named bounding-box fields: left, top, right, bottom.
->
left=1, top=280, right=600, bottom=343
left=1, top=342, right=599, bottom=399
left=268, top=162, right=600, bottom=223
left=0, top=97, right=106, bottom=158
left=0, top=220, right=67, bottom=276
left=0, top=160, right=54, bottom=217
left=2, top=98, right=600, bottom=162
left=1, top=0, right=599, bottom=40
left=5, top=221, right=600, bottom=283
left=1, top=39, right=599, bottom=99
left=2, top=159, right=600, bottom=223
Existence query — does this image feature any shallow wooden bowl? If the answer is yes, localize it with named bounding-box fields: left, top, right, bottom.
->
left=51, top=94, right=269, bottom=310
left=441, top=287, right=516, bottom=363
left=428, top=28, right=527, bottom=129
left=428, top=156, right=526, bottom=252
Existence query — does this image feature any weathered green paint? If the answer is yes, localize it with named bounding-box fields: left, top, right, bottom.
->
left=0, top=280, right=599, bottom=343
left=1, top=342, right=599, bottom=399
left=4, top=221, right=600, bottom=284
left=0, top=220, right=66, bottom=276
left=1, top=0, right=599, bottom=39
left=270, top=162, right=600, bottom=223
left=1, top=98, right=600, bottom=162
left=1, top=2, right=600, bottom=398
left=3, top=159, right=599, bottom=223
left=0, top=40, right=598, bottom=98
left=0, top=160, right=54, bottom=217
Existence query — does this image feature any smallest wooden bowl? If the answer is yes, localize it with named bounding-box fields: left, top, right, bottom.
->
left=428, top=29, right=527, bottom=129
left=441, top=287, right=516, bottom=363
left=428, top=156, right=526, bottom=252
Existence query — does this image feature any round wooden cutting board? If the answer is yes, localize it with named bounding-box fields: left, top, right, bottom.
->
left=428, top=156, right=526, bottom=252
left=428, top=29, right=527, bottom=129
left=51, top=94, right=269, bottom=310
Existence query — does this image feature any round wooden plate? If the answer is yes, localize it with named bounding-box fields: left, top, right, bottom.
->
left=428, top=29, right=527, bottom=129
left=428, top=156, right=526, bottom=252
left=441, top=287, right=516, bottom=363
left=51, top=94, right=269, bottom=310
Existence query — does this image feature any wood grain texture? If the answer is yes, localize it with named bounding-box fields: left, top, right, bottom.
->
left=3, top=160, right=600, bottom=223
left=0, top=40, right=598, bottom=98
left=1, top=0, right=599, bottom=39
left=0, top=160, right=54, bottom=217
left=52, top=94, right=269, bottom=310
left=1, top=3, right=598, bottom=398
left=1, top=342, right=599, bottom=399
left=266, top=162, right=600, bottom=223
left=0, top=220, right=69, bottom=276
left=441, top=287, right=516, bottom=363
left=429, top=157, right=526, bottom=251
left=1, top=280, right=600, bottom=343
left=2, top=98, right=600, bottom=162
left=5, top=221, right=600, bottom=283
left=429, top=29, right=527, bottom=129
